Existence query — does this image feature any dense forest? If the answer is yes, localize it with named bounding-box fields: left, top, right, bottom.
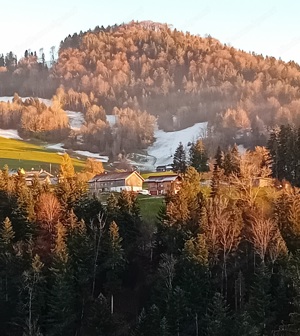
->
left=2, top=146, right=300, bottom=335
left=2, top=22, right=300, bottom=335
left=2, top=21, right=300, bottom=156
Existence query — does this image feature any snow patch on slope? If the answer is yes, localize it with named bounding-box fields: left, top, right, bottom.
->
left=74, top=150, right=109, bottom=162
left=0, top=129, right=22, bottom=140
left=148, top=122, right=208, bottom=167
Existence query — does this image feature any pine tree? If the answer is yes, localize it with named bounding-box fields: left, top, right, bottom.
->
left=133, top=305, right=170, bottom=336
left=46, top=221, right=76, bottom=336
left=235, top=310, right=259, bottom=336
left=223, top=144, right=240, bottom=176
left=295, top=127, right=300, bottom=186
left=166, top=286, right=188, bottom=336
left=104, top=221, right=125, bottom=315
left=286, top=251, right=300, bottom=332
left=0, top=216, right=15, bottom=246
left=56, top=175, right=87, bottom=210
left=210, top=169, right=221, bottom=198
left=267, top=128, right=279, bottom=179
left=67, top=211, right=93, bottom=332
left=0, top=217, right=21, bottom=334
left=277, top=125, right=294, bottom=182
left=180, top=239, right=211, bottom=334
left=245, top=265, right=274, bottom=335
left=113, top=191, right=142, bottom=255
left=59, top=153, right=75, bottom=179
left=189, top=139, right=209, bottom=172
left=205, top=292, right=231, bottom=336
left=82, top=293, right=113, bottom=336
left=173, top=142, right=187, bottom=174
left=215, top=146, right=223, bottom=170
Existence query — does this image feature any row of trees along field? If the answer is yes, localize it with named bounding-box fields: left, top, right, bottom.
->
left=2, top=21, right=300, bottom=152
left=0, top=91, right=155, bottom=156
left=2, top=145, right=300, bottom=335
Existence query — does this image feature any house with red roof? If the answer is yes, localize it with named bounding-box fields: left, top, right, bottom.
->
left=88, top=171, right=144, bottom=195
left=144, top=175, right=182, bottom=195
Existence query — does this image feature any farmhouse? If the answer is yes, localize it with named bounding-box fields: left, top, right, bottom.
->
left=88, top=171, right=144, bottom=195
left=23, top=169, right=56, bottom=186
left=145, top=174, right=182, bottom=195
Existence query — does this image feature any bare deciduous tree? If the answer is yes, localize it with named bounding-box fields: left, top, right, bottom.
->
left=36, top=193, right=61, bottom=232
left=230, top=147, right=272, bottom=208
left=205, top=197, right=242, bottom=298
left=268, top=229, right=288, bottom=267
left=248, top=216, right=277, bottom=265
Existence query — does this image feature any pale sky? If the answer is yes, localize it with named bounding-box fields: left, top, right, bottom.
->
left=2, top=0, right=300, bottom=63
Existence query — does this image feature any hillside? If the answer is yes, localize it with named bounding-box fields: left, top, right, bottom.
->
left=0, top=96, right=208, bottom=170
left=0, top=136, right=84, bottom=171
left=1, top=21, right=300, bottom=156
left=54, top=22, right=300, bottom=142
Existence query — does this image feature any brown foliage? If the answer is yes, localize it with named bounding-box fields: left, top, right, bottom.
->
left=36, top=193, right=61, bottom=232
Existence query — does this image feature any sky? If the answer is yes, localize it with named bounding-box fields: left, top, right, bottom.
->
left=2, top=0, right=300, bottom=64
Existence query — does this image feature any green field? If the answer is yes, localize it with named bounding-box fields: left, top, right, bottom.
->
left=0, top=137, right=84, bottom=172
left=138, top=195, right=164, bottom=225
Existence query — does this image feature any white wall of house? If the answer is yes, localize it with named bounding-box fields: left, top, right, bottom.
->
left=110, top=186, right=142, bottom=192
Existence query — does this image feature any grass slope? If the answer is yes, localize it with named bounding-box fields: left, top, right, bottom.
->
left=0, top=137, right=84, bottom=172
left=138, top=195, right=164, bottom=226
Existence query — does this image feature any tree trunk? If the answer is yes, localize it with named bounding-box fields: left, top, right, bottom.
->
left=111, top=293, right=114, bottom=315
left=195, top=312, right=199, bottom=336
left=28, top=288, right=33, bottom=336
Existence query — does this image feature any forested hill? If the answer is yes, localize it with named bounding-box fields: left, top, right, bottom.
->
left=2, top=21, right=300, bottom=149
left=54, top=21, right=300, bottom=138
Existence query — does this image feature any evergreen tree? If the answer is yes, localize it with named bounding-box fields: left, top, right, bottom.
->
left=178, top=238, right=211, bottom=334
left=74, top=194, right=104, bottom=224
left=214, top=145, right=223, bottom=169
left=56, top=176, right=87, bottom=210
left=67, top=212, right=94, bottom=333
left=277, top=125, right=294, bottom=182
left=234, top=310, right=259, bottom=336
left=267, top=128, right=279, bottom=179
left=0, top=216, right=15, bottom=246
left=59, top=153, right=75, bottom=179
left=205, top=292, right=231, bottom=336
left=189, top=139, right=209, bottom=172
left=104, top=221, right=125, bottom=315
left=156, top=167, right=205, bottom=254
left=0, top=217, right=16, bottom=302
left=46, top=221, right=76, bottom=336
left=245, top=266, right=274, bottom=335
left=286, top=251, right=300, bottom=332
left=0, top=217, right=21, bottom=335
left=211, top=147, right=224, bottom=198
left=223, top=144, right=240, bottom=176
left=82, top=293, right=113, bottom=336
left=109, top=191, right=142, bottom=256
left=133, top=305, right=170, bottom=336
left=173, top=142, right=187, bottom=175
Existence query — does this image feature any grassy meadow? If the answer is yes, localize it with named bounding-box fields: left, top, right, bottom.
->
left=0, top=137, right=84, bottom=173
